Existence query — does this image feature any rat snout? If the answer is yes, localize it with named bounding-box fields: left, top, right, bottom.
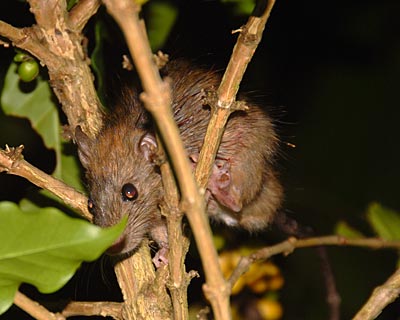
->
left=106, top=234, right=127, bottom=255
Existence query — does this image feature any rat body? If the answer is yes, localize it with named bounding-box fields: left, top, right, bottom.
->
left=75, top=60, right=283, bottom=257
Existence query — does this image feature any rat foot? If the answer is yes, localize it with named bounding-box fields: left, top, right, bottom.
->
left=152, top=246, right=169, bottom=268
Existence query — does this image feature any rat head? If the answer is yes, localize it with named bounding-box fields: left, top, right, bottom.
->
left=75, top=120, right=162, bottom=256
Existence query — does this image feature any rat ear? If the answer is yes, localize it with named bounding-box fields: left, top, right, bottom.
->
left=75, top=126, right=93, bottom=169
left=139, top=133, right=158, bottom=162
left=208, top=159, right=243, bottom=212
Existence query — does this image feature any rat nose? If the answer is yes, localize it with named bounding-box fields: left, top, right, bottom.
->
left=106, top=235, right=127, bottom=255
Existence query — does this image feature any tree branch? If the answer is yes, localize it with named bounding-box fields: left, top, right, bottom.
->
left=0, top=0, right=104, bottom=137
left=69, top=0, right=102, bottom=32
left=157, top=136, right=192, bottom=320
left=353, top=267, right=400, bottom=320
left=62, top=301, right=123, bottom=319
left=228, top=236, right=400, bottom=290
left=0, top=145, right=91, bottom=220
left=113, top=242, right=172, bottom=319
left=0, top=21, right=26, bottom=44
left=14, top=291, right=65, bottom=320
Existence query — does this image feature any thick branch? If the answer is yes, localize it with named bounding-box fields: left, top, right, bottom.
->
left=0, top=1, right=104, bottom=137
left=113, top=242, right=172, bottom=319
left=0, top=145, right=91, bottom=220
left=28, top=0, right=67, bottom=30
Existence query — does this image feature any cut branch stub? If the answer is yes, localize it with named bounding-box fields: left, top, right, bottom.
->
left=1, top=145, right=25, bottom=172
left=202, top=89, right=248, bottom=112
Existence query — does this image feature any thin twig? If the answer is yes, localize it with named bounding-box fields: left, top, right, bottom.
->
left=14, top=291, right=65, bottom=320
left=62, top=301, right=123, bottom=319
left=228, top=236, right=400, bottom=290
left=274, top=211, right=341, bottom=320
left=0, top=145, right=91, bottom=220
left=353, top=267, right=400, bottom=320
left=315, top=246, right=341, bottom=320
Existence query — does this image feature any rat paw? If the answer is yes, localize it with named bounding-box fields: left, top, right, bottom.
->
left=152, top=246, right=169, bottom=268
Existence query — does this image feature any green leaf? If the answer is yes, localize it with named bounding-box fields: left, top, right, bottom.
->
left=146, top=1, right=178, bottom=51
left=0, top=201, right=126, bottom=315
left=221, top=0, right=255, bottom=15
left=60, top=143, right=85, bottom=192
left=91, top=18, right=109, bottom=105
left=67, top=0, right=79, bottom=11
left=366, top=202, right=400, bottom=240
left=0, top=281, right=18, bottom=317
left=0, top=62, right=62, bottom=177
left=334, top=221, right=365, bottom=239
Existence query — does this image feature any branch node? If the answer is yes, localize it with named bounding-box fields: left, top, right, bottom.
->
left=240, top=24, right=260, bottom=45
left=202, top=88, right=247, bottom=114
left=140, top=81, right=172, bottom=113
left=202, top=281, right=230, bottom=304
left=6, top=144, right=25, bottom=161
left=1, top=145, right=25, bottom=172
left=232, top=100, right=248, bottom=111
left=283, top=237, right=297, bottom=256
left=187, top=269, right=200, bottom=281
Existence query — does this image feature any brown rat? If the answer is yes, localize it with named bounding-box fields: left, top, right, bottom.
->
left=75, top=59, right=283, bottom=259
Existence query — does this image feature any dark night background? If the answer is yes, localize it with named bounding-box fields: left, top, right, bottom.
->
left=1, top=0, right=400, bottom=319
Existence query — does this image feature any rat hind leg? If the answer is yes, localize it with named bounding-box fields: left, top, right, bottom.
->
left=237, top=169, right=283, bottom=231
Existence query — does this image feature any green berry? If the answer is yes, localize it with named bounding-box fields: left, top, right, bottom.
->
left=18, top=60, right=39, bottom=82
left=13, top=52, right=29, bottom=63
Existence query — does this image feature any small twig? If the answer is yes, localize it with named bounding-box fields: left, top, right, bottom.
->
left=228, top=236, right=400, bottom=290
left=274, top=211, right=341, bottom=320
left=0, top=145, right=91, bottom=220
left=14, top=291, right=65, bottom=320
left=62, top=301, right=123, bottom=319
left=353, top=267, right=400, bottom=320
left=316, top=246, right=341, bottom=320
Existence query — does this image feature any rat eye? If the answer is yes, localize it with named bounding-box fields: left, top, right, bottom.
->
left=88, top=198, right=95, bottom=214
left=121, top=183, right=138, bottom=202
